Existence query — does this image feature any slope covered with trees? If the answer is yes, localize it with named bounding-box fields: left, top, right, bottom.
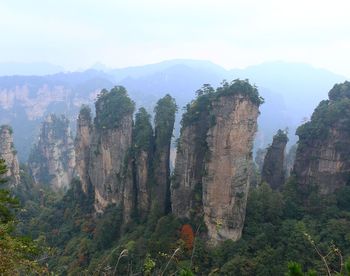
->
left=4, top=81, right=350, bottom=275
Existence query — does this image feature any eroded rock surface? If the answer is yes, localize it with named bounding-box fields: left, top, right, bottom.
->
left=0, top=125, right=20, bottom=186
left=75, top=105, right=93, bottom=194
left=294, top=81, right=350, bottom=194
left=28, top=114, right=75, bottom=190
left=261, top=130, right=288, bottom=190
left=172, top=80, right=262, bottom=243
left=203, top=95, right=259, bottom=243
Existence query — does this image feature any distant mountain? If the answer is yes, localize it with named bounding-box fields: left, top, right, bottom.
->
left=0, top=70, right=114, bottom=161
left=0, top=62, right=65, bottom=76
left=229, top=61, right=346, bottom=147
left=0, top=59, right=346, bottom=161
left=114, top=60, right=346, bottom=148
left=230, top=61, right=346, bottom=124
left=111, top=59, right=227, bottom=82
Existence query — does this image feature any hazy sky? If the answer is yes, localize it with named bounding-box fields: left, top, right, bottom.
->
left=1, top=0, right=350, bottom=76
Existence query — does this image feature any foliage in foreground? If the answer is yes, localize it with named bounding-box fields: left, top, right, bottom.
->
left=15, top=173, right=350, bottom=275
left=0, top=159, right=46, bottom=275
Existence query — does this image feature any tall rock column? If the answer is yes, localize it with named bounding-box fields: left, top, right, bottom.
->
left=294, top=81, right=350, bottom=195
left=203, top=93, right=259, bottom=243
left=28, top=114, right=75, bottom=190
left=171, top=91, right=211, bottom=219
left=88, top=87, right=135, bottom=215
left=0, top=125, right=20, bottom=187
left=75, top=105, right=93, bottom=195
left=153, top=95, right=177, bottom=214
left=261, top=129, right=288, bottom=190
left=132, top=108, right=154, bottom=220
left=171, top=80, right=262, bottom=244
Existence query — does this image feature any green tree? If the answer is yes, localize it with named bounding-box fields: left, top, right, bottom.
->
left=154, top=94, right=177, bottom=148
left=0, top=159, right=45, bottom=274
left=94, top=86, right=135, bottom=130
left=0, top=159, right=19, bottom=223
left=133, top=107, right=153, bottom=154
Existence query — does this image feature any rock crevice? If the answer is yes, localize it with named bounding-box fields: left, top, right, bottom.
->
left=172, top=80, right=262, bottom=243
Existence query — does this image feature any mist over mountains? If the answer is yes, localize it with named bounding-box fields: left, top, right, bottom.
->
left=0, top=59, right=345, bottom=161
left=0, top=62, right=65, bottom=76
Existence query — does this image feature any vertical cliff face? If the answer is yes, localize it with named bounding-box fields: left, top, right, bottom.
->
left=88, top=87, right=135, bottom=214
left=75, top=105, right=93, bottom=195
left=172, top=80, right=262, bottom=244
left=73, top=88, right=177, bottom=224
left=0, top=125, right=20, bottom=187
left=285, top=144, right=297, bottom=177
left=90, top=122, right=132, bottom=214
left=28, top=114, right=75, bottom=190
left=172, top=112, right=209, bottom=219
left=261, top=130, right=288, bottom=190
left=294, top=81, right=350, bottom=195
left=152, top=95, right=177, bottom=214
left=203, top=94, right=259, bottom=243
left=134, top=150, right=150, bottom=218
left=132, top=108, right=154, bottom=220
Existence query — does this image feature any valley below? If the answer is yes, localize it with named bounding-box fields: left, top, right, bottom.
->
left=1, top=70, right=350, bottom=275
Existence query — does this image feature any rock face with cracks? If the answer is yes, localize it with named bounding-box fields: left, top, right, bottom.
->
left=88, top=87, right=134, bottom=216
left=74, top=105, right=93, bottom=195
left=73, top=82, right=264, bottom=244
left=172, top=80, right=262, bottom=244
left=203, top=95, right=259, bottom=243
left=74, top=88, right=177, bottom=226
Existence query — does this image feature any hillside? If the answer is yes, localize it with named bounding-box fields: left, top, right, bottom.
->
left=7, top=80, right=350, bottom=275
left=0, top=60, right=346, bottom=161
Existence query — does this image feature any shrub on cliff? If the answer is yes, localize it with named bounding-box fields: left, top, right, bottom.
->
left=0, top=159, right=46, bottom=274
left=94, top=86, right=135, bottom=130
left=154, top=94, right=177, bottom=147
left=181, top=79, right=264, bottom=128
left=133, top=107, right=153, bottom=154
left=297, top=81, right=350, bottom=141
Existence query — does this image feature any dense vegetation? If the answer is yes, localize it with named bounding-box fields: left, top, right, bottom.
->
left=297, top=82, right=350, bottom=141
left=0, top=124, right=13, bottom=134
left=328, top=81, right=350, bottom=101
left=0, top=159, right=45, bottom=275
left=273, top=129, right=289, bottom=143
left=154, top=94, right=177, bottom=148
left=153, top=94, right=177, bottom=215
left=4, top=80, right=350, bottom=274
left=15, top=170, right=350, bottom=275
left=133, top=107, right=154, bottom=154
left=78, top=104, right=92, bottom=125
left=181, top=79, right=264, bottom=128
left=94, top=86, right=135, bottom=130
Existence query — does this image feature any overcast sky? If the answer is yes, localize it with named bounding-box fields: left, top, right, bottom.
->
left=1, top=0, right=350, bottom=76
